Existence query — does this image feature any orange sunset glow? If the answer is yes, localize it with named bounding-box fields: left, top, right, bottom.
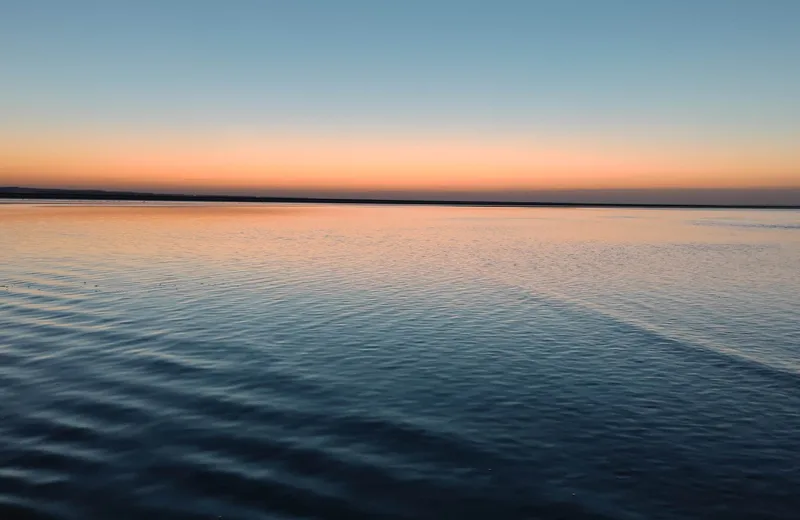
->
left=3, top=130, right=798, bottom=195
left=2, top=1, right=799, bottom=204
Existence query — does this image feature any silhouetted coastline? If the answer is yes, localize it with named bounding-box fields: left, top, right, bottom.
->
left=1, top=187, right=798, bottom=209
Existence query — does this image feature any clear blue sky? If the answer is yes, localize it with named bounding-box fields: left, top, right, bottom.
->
left=2, top=0, right=798, bottom=135
left=1, top=1, right=799, bottom=202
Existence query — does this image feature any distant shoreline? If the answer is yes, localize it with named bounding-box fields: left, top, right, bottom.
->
left=1, top=187, right=798, bottom=210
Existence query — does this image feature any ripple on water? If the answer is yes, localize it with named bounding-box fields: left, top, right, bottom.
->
left=2, top=204, right=800, bottom=520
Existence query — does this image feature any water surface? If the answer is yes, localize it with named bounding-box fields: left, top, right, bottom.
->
left=2, top=203, right=799, bottom=519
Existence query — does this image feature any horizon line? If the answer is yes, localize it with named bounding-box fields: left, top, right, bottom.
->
left=2, top=186, right=798, bottom=210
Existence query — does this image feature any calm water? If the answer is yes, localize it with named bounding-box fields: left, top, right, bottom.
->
left=1, top=202, right=799, bottom=520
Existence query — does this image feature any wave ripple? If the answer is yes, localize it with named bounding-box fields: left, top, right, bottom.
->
left=2, top=203, right=800, bottom=520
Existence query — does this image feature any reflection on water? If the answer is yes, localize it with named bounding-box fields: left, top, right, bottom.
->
left=2, top=202, right=799, bottom=519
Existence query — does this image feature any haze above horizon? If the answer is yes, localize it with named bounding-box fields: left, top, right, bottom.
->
left=2, top=1, right=799, bottom=204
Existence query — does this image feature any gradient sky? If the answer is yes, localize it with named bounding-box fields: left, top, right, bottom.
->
left=1, top=1, right=799, bottom=202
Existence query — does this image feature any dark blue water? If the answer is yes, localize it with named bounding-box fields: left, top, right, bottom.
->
left=2, top=203, right=799, bottom=519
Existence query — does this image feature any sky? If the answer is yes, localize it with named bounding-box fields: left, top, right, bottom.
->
left=1, top=0, right=799, bottom=203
